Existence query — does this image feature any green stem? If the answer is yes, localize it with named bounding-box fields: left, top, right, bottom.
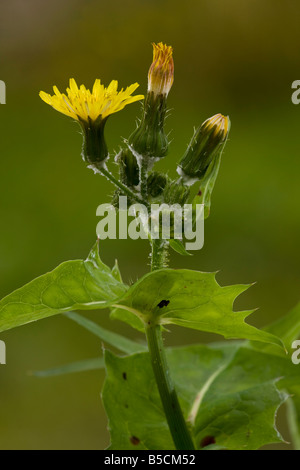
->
left=150, top=239, right=169, bottom=271
left=98, top=165, right=149, bottom=208
left=146, top=324, right=195, bottom=450
left=146, top=239, right=195, bottom=450
left=139, top=157, right=149, bottom=200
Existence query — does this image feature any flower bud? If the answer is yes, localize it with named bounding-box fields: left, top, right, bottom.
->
left=128, top=43, right=174, bottom=161
left=177, top=114, right=230, bottom=184
left=116, top=147, right=140, bottom=188
left=163, top=180, right=190, bottom=205
left=148, top=42, right=174, bottom=97
left=112, top=147, right=140, bottom=207
left=147, top=172, right=168, bottom=198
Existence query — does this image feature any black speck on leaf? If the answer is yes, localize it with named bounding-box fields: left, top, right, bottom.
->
left=122, top=372, right=127, bottom=380
left=157, top=300, right=170, bottom=308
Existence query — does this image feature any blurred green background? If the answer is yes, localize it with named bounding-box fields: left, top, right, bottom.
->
left=0, top=0, right=299, bottom=449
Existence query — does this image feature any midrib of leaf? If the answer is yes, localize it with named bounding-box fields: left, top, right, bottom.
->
left=187, top=362, right=229, bottom=427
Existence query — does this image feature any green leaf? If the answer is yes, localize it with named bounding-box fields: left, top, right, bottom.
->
left=103, top=343, right=291, bottom=450
left=246, top=301, right=300, bottom=358
left=114, top=269, right=283, bottom=348
left=111, top=259, right=124, bottom=283
left=169, top=239, right=192, bottom=256
left=192, top=145, right=223, bottom=220
left=65, top=311, right=146, bottom=354
left=194, top=380, right=286, bottom=449
left=103, top=349, right=174, bottom=450
left=192, top=347, right=291, bottom=449
left=32, top=357, right=104, bottom=377
left=110, top=306, right=145, bottom=333
left=265, top=302, right=300, bottom=351
left=0, top=242, right=127, bottom=333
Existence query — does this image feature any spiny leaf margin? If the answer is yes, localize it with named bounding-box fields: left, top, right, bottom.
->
left=113, top=268, right=284, bottom=348
left=0, top=241, right=127, bottom=333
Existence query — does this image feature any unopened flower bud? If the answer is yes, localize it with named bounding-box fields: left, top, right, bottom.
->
left=129, top=43, right=174, bottom=161
left=148, top=42, right=174, bottom=97
left=177, top=114, right=230, bottom=184
left=163, top=180, right=190, bottom=205
left=116, top=147, right=140, bottom=188
left=147, top=172, right=168, bottom=198
left=112, top=148, right=140, bottom=207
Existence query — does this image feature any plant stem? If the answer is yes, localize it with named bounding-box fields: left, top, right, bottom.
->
left=98, top=165, right=149, bottom=207
left=146, top=324, right=195, bottom=450
left=139, top=157, right=148, bottom=200
left=146, top=239, right=195, bottom=450
left=150, top=239, right=169, bottom=271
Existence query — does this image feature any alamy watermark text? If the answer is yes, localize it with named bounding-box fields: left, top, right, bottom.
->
left=0, top=80, right=6, bottom=104
left=96, top=196, right=204, bottom=250
left=0, top=340, right=6, bottom=364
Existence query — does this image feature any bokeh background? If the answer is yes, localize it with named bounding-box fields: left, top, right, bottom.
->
left=0, top=0, right=299, bottom=450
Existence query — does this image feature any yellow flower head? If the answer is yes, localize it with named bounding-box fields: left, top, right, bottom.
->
left=39, top=79, right=144, bottom=123
left=148, top=42, right=174, bottom=96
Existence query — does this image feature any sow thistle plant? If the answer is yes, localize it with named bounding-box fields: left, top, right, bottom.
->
left=1, top=42, right=300, bottom=451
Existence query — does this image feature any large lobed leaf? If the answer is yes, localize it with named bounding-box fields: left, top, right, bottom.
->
left=103, top=343, right=296, bottom=450
left=0, top=241, right=284, bottom=350
left=0, top=242, right=127, bottom=333
left=104, top=299, right=300, bottom=451
left=265, top=301, right=300, bottom=352
left=112, top=269, right=283, bottom=348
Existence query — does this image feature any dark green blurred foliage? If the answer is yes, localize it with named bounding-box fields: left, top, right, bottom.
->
left=0, top=0, right=300, bottom=449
